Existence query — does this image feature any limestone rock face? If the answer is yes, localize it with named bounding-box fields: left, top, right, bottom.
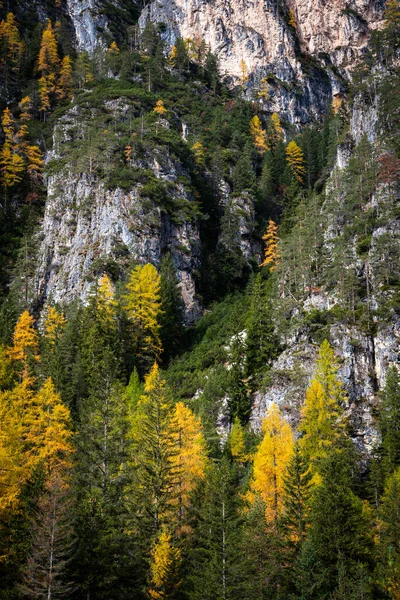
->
left=66, top=0, right=107, bottom=53
left=34, top=107, right=202, bottom=324
left=139, top=0, right=384, bottom=122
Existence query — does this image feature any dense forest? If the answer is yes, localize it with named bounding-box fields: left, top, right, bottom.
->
left=0, top=0, right=400, bottom=598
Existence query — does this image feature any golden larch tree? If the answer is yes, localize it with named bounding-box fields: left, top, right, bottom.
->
left=26, top=145, right=44, bottom=181
left=246, top=402, right=294, bottom=524
left=250, top=115, right=268, bottom=155
left=57, top=55, right=73, bottom=101
left=191, top=141, right=206, bottom=167
left=229, top=417, right=247, bottom=462
left=299, top=340, right=347, bottom=475
left=261, top=219, right=279, bottom=271
left=148, top=527, right=182, bottom=600
left=286, top=140, right=305, bottom=183
left=7, top=310, right=39, bottom=378
left=44, top=306, right=67, bottom=347
left=170, top=401, right=208, bottom=524
left=123, top=263, right=162, bottom=362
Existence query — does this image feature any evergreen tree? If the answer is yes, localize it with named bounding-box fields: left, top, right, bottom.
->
left=378, top=366, right=400, bottom=475
left=159, top=254, right=183, bottom=363
left=245, top=274, right=277, bottom=379
left=298, top=447, right=373, bottom=599
left=187, top=458, right=245, bottom=600
left=376, top=467, right=400, bottom=598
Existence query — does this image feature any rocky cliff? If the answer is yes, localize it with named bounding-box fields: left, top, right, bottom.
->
left=138, top=0, right=384, bottom=122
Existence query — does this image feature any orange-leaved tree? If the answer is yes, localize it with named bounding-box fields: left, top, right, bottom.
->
left=250, top=115, right=268, bottom=155
left=286, top=140, right=305, bottom=183
left=261, top=219, right=279, bottom=271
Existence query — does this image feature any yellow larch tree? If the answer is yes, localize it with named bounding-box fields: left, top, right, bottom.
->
left=191, top=141, right=206, bottom=167
left=0, top=12, right=24, bottom=73
left=148, top=527, right=182, bottom=600
left=270, top=112, right=283, bottom=146
left=44, top=306, right=67, bottom=347
left=37, top=20, right=60, bottom=113
left=0, top=141, right=24, bottom=188
left=7, top=311, right=39, bottom=379
left=96, top=273, right=117, bottom=326
left=123, top=263, right=162, bottom=363
left=170, top=401, right=208, bottom=525
left=246, top=402, right=294, bottom=524
left=2, top=107, right=15, bottom=141
left=26, top=378, right=74, bottom=477
left=229, top=416, right=247, bottom=462
left=108, top=41, right=120, bottom=54
left=250, top=115, right=268, bottom=155
left=0, top=381, right=34, bottom=523
left=57, top=55, right=73, bottom=101
left=257, top=76, right=270, bottom=100
left=261, top=219, right=279, bottom=271
left=154, top=99, right=167, bottom=117
left=26, top=145, right=44, bottom=181
left=299, top=340, right=347, bottom=476
left=239, top=59, right=249, bottom=86
left=288, top=9, right=297, bottom=28
left=286, top=140, right=305, bottom=183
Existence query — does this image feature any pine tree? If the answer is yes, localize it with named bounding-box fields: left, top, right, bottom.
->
left=246, top=403, right=294, bottom=524
left=159, top=253, right=183, bottom=363
left=298, top=447, right=373, bottom=598
left=378, top=366, right=400, bottom=475
left=188, top=458, right=245, bottom=600
left=233, top=144, right=256, bottom=193
left=123, top=263, right=162, bottom=369
left=286, top=140, right=306, bottom=183
left=245, top=274, right=278, bottom=378
left=261, top=219, right=279, bottom=271
left=376, top=467, right=400, bottom=598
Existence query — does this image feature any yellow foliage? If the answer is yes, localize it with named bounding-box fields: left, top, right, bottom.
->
left=0, top=12, right=24, bottom=72
left=57, top=55, right=73, bottom=101
left=149, top=528, right=182, bottom=599
left=7, top=311, right=39, bottom=377
left=250, top=115, right=268, bottom=155
left=38, top=20, right=59, bottom=74
left=229, top=417, right=247, bottom=462
left=257, top=76, right=270, bottom=100
left=169, top=45, right=178, bottom=66
left=191, top=141, right=206, bottom=167
left=154, top=99, right=168, bottom=117
left=286, top=140, right=305, bottom=183
left=44, top=306, right=66, bottom=346
left=246, top=403, right=294, bottom=524
left=299, top=340, right=347, bottom=473
left=288, top=9, right=297, bottom=28
left=332, top=95, right=342, bottom=114
left=26, top=145, right=44, bottom=180
left=2, top=107, right=15, bottom=141
left=19, top=95, right=32, bottom=123
left=261, top=219, right=279, bottom=271
left=170, top=402, right=208, bottom=516
left=124, top=263, right=162, bottom=360
left=97, top=273, right=117, bottom=324
left=108, top=41, right=120, bottom=54
left=239, top=59, right=249, bottom=85
left=0, top=141, right=24, bottom=188
left=270, top=112, right=283, bottom=144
